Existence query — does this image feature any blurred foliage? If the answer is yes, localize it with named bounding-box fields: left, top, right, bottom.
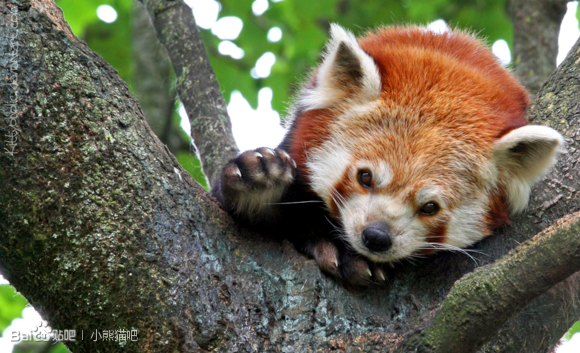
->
left=207, top=0, right=513, bottom=115
left=176, top=149, right=209, bottom=190
left=174, top=121, right=209, bottom=190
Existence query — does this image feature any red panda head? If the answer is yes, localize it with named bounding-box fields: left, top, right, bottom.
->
left=288, top=24, right=564, bottom=262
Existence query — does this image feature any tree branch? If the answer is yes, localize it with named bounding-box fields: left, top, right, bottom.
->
left=421, top=211, right=580, bottom=352
left=138, top=0, right=239, bottom=187
left=132, top=1, right=172, bottom=140
left=508, top=0, right=568, bottom=95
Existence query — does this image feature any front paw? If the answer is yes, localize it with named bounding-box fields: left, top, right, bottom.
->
left=308, top=240, right=387, bottom=289
left=221, top=148, right=296, bottom=215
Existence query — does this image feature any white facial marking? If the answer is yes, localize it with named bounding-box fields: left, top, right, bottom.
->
left=306, top=141, right=351, bottom=206
left=305, top=102, right=381, bottom=206
left=374, top=160, right=393, bottom=188
left=445, top=196, right=489, bottom=248
left=416, top=186, right=447, bottom=209
left=333, top=179, right=492, bottom=263
left=352, top=159, right=392, bottom=189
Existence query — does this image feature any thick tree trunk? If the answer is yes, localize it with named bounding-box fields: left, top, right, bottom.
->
left=1, top=1, right=580, bottom=352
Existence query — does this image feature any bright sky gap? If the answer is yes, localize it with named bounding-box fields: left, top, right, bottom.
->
left=96, top=5, right=117, bottom=23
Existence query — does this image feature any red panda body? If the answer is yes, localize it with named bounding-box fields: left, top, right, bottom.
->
left=213, top=25, right=563, bottom=286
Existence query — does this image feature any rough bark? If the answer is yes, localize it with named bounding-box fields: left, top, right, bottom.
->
left=1, top=1, right=580, bottom=352
left=508, top=0, right=568, bottom=96
left=137, top=0, right=238, bottom=188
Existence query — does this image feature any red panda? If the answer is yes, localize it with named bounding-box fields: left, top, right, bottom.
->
left=212, top=24, right=564, bottom=287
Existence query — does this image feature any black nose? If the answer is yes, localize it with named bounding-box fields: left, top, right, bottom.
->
left=362, top=222, right=392, bottom=252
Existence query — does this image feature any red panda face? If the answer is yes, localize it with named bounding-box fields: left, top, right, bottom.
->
left=305, top=102, right=496, bottom=262
left=289, top=24, right=564, bottom=263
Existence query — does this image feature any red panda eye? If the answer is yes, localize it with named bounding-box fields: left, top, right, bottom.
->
left=358, top=170, right=372, bottom=188
left=419, top=202, right=439, bottom=216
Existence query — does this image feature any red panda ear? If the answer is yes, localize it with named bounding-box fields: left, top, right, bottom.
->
left=298, top=24, right=381, bottom=110
left=492, top=125, right=565, bottom=212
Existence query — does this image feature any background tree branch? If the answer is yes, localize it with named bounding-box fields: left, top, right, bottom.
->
left=508, top=0, right=569, bottom=96
left=138, top=0, right=238, bottom=187
left=1, top=0, right=580, bottom=352
left=132, top=0, right=182, bottom=153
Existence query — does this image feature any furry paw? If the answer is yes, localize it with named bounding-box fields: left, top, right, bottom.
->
left=220, top=147, right=296, bottom=216
left=309, top=240, right=387, bottom=288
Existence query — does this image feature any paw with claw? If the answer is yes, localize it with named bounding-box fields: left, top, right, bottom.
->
left=219, top=147, right=296, bottom=218
left=306, top=239, right=388, bottom=289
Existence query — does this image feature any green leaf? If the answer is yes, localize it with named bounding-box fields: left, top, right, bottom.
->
left=175, top=151, right=209, bottom=191
left=0, top=285, right=28, bottom=334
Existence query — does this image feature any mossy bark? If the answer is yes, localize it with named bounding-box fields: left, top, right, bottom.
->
left=1, top=1, right=580, bottom=352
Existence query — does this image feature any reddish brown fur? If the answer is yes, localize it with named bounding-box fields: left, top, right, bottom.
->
left=328, top=166, right=367, bottom=217
left=289, top=108, right=337, bottom=171
left=422, top=215, right=450, bottom=254
left=289, top=26, right=530, bottom=236
left=486, top=190, right=511, bottom=230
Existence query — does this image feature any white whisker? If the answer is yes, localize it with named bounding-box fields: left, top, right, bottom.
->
left=419, top=242, right=483, bottom=265
left=267, top=200, right=323, bottom=205
left=329, top=186, right=346, bottom=211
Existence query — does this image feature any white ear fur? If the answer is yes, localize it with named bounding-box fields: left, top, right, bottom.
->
left=298, top=24, right=381, bottom=111
left=493, top=125, right=565, bottom=212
